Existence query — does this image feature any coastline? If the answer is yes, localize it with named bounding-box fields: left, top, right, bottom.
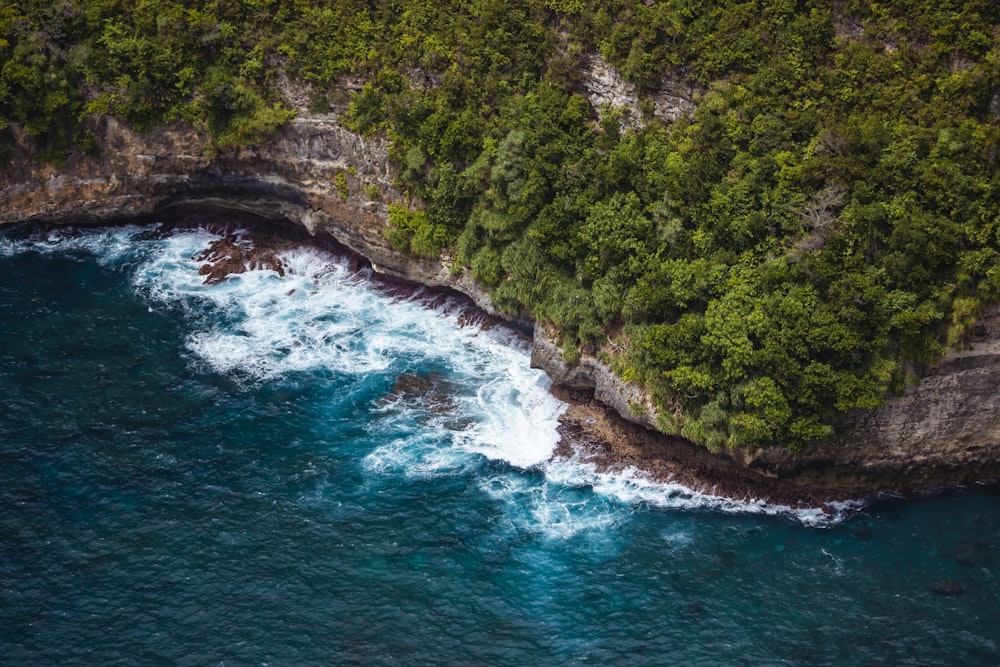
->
left=2, top=107, right=999, bottom=505
left=9, top=212, right=803, bottom=504
left=551, top=386, right=854, bottom=510
left=8, top=210, right=1000, bottom=509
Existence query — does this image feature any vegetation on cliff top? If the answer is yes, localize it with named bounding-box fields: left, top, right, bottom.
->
left=3, top=1, right=1000, bottom=452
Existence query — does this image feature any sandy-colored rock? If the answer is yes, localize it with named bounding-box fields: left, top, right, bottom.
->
left=580, top=55, right=696, bottom=131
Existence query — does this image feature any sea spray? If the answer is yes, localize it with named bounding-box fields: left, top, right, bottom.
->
left=3, top=221, right=999, bottom=666
left=9, top=223, right=858, bottom=526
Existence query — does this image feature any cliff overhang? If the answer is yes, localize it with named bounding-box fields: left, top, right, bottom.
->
left=3, top=112, right=999, bottom=502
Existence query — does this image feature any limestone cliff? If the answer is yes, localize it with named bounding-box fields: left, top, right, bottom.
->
left=0, top=113, right=511, bottom=326
left=745, top=306, right=1000, bottom=493
left=2, top=113, right=999, bottom=499
left=533, top=307, right=1000, bottom=496
left=580, top=55, right=697, bottom=131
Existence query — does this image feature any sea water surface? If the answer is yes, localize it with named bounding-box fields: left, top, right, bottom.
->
left=1, top=222, right=998, bottom=665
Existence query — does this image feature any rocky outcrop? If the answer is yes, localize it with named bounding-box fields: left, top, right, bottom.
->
left=581, top=56, right=644, bottom=130
left=3, top=111, right=1000, bottom=500
left=0, top=112, right=514, bottom=328
left=580, top=55, right=697, bottom=131
left=530, top=323, right=659, bottom=431
left=832, top=0, right=865, bottom=41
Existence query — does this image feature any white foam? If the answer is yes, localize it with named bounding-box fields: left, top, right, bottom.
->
left=129, top=229, right=567, bottom=472
left=15, top=224, right=860, bottom=528
left=0, top=225, right=147, bottom=262
left=540, top=454, right=862, bottom=526
left=661, top=530, right=694, bottom=550
left=135, top=236, right=397, bottom=381
left=480, top=473, right=619, bottom=540
left=363, top=433, right=477, bottom=478
left=0, top=236, right=19, bottom=257
left=448, top=332, right=566, bottom=468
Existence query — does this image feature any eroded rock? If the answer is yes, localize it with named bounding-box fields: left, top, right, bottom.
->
left=196, top=233, right=287, bottom=285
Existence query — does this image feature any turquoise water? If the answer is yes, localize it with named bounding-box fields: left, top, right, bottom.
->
left=1, top=222, right=998, bottom=665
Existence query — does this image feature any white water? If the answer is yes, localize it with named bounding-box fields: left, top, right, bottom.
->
left=132, top=229, right=566, bottom=471
left=13, top=225, right=858, bottom=528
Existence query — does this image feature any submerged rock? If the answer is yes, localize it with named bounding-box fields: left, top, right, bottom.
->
left=851, top=523, right=874, bottom=541
left=380, top=372, right=455, bottom=417
left=930, top=580, right=964, bottom=596
left=954, top=542, right=983, bottom=566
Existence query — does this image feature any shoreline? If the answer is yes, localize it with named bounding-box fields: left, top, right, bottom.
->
left=8, top=209, right=999, bottom=510
left=147, top=212, right=892, bottom=509
left=551, top=386, right=851, bottom=511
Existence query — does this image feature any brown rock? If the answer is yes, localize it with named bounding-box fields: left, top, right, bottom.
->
left=930, top=580, right=964, bottom=596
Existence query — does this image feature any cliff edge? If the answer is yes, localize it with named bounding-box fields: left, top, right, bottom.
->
left=3, top=113, right=998, bottom=500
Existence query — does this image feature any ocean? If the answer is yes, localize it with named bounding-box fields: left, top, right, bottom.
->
left=1, top=221, right=997, bottom=665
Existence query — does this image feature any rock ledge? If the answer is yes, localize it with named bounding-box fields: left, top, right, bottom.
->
left=3, top=114, right=999, bottom=501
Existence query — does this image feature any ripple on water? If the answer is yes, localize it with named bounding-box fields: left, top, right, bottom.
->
left=2, top=222, right=999, bottom=666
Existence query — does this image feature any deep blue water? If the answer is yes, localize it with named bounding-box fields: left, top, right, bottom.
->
left=1, top=223, right=999, bottom=666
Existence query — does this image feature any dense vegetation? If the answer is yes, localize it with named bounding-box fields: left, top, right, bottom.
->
left=3, top=1, right=1000, bottom=452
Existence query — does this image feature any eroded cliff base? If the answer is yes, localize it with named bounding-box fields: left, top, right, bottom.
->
left=552, top=384, right=1000, bottom=508
left=552, top=386, right=848, bottom=508
left=7, top=206, right=1000, bottom=508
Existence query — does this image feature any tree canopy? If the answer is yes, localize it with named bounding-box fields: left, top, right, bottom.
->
left=3, top=0, right=1000, bottom=452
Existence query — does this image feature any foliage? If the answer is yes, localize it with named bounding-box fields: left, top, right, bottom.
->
left=1, top=0, right=295, bottom=154
left=4, top=0, right=1000, bottom=452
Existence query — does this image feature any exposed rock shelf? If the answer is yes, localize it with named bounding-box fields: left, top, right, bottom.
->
left=3, top=113, right=999, bottom=502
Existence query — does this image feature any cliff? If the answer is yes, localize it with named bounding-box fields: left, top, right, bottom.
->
left=1, top=112, right=514, bottom=325
left=749, top=307, right=1000, bottom=493
left=3, top=112, right=999, bottom=500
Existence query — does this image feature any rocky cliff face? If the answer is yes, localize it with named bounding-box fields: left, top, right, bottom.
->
left=580, top=55, right=697, bottom=131
left=529, top=323, right=660, bottom=431
left=533, top=303, right=1000, bottom=496
left=0, top=113, right=512, bottom=326
left=745, top=307, right=1000, bottom=493
left=3, top=113, right=999, bottom=499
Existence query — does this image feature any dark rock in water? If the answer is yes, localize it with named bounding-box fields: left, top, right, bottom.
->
left=954, top=541, right=982, bottom=566
left=442, top=416, right=475, bottom=431
left=852, top=523, right=874, bottom=541
left=930, top=580, right=964, bottom=596
left=381, top=372, right=455, bottom=417
left=386, top=373, right=435, bottom=397
left=196, top=232, right=287, bottom=285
